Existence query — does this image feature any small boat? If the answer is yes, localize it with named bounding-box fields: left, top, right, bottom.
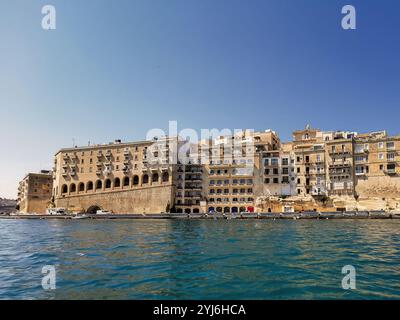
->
left=96, top=210, right=112, bottom=215
left=72, top=214, right=89, bottom=219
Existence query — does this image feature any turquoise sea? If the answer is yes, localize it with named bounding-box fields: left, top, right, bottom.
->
left=0, top=219, right=399, bottom=299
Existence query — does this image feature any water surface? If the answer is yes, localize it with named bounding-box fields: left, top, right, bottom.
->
left=0, top=219, right=399, bottom=299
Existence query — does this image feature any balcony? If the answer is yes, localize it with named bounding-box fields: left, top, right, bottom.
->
left=103, top=169, right=112, bottom=176
left=63, top=155, right=69, bottom=161
left=97, top=152, right=103, bottom=159
left=70, top=171, right=77, bottom=176
left=329, top=150, right=351, bottom=156
left=355, top=171, right=366, bottom=176
left=329, top=161, right=351, bottom=168
left=385, top=169, right=396, bottom=175
left=96, top=170, right=102, bottom=175
left=62, top=171, right=68, bottom=177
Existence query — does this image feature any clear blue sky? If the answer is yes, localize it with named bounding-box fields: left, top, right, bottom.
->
left=1, top=0, right=399, bottom=198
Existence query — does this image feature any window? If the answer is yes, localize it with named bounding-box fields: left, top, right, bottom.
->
left=282, top=158, right=289, bottom=166
left=282, top=176, right=289, bottom=184
left=380, top=165, right=384, bottom=171
left=387, top=164, right=395, bottom=170
left=273, top=178, right=279, bottom=184
left=379, top=153, right=384, bottom=160
left=355, top=166, right=364, bottom=174
left=264, top=178, right=270, bottom=184
left=388, top=153, right=395, bottom=161
left=378, top=142, right=384, bottom=149
left=387, top=142, right=395, bottom=150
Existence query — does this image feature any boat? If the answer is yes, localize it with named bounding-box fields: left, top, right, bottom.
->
left=96, top=210, right=112, bottom=215
left=72, top=214, right=89, bottom=219
left=46, top=208, right=67, bottom=215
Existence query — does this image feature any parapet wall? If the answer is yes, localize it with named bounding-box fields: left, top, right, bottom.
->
left=55, top=185, right=174, bottom=214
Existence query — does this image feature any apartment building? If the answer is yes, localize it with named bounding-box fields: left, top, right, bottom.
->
left=262, top=142, right=297, bottom=196
left=53, top=137, right=182, bottom=213
left=17, top=170, right=53, bottom=213
left=325, top=131, right=357, bottom=196
left=21, top=125, right=400, bottom=214
left=292, top=126, right=327, bottom=196
left=353, top=131, right=400, bottom=198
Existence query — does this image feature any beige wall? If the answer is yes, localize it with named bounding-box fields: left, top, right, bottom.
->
left=56, top=184, right=174, bottom=214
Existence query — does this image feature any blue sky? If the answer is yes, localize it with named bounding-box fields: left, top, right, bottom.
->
left=1, top=0, right=399, bottom=198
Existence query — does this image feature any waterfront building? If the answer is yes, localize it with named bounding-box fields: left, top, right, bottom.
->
left=292, top=126, right=327, bottom=196
left=17, top=170, right=53, bottom=213
left=33, top=125, right=400, bottom=214
left=52, top=137, right=184, bottom=213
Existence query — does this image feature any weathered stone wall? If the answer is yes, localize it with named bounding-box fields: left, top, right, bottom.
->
left=356, top=176, right=400, bottom=198
left=55, top=185, right=174, bottom=214
left=26, top=198, right=51, bottom=214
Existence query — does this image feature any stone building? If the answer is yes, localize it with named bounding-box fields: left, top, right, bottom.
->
left=17, top=170, right=53, bottom=213
left=39, top=125, right=400, bottom=214
left=52, top=137, right=183, bottom=213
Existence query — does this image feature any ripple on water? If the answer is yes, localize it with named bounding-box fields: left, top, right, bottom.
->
left=1, top=219, right=400, bottom=299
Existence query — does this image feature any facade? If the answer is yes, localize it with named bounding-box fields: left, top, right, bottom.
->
left=52, top=138, right=182, bottom=213
left=25, top=125, right=400, bottom=214
left=17, top=170, right=53, bottom=213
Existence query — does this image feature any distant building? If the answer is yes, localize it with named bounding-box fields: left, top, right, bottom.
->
left=17, top=170, right=53, bottom=213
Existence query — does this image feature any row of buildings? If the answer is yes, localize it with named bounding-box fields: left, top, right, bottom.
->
left=17, top=126, right=400, bottom=214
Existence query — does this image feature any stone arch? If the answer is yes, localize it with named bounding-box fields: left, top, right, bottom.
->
left=216, top=207, right=223, bottom=213
left=105, top=179, right=111, bottom=189
left=87, top=181, right=94, bottom=191
left=162, top=171, right=169, bottom=182
left=224, top=207, right=230, bottom=213
left=208, top=206, right=215, bottom=213
left=69, top=183, right=76, bottom=193
left=184, top=208, right=191, bottom=214
left=78, top=182, right=85, bottom=192
left=114, top=177, right=121, bottom=188
left=193, top=208, right=200, bottom=213
left=152, top=172, right=159, bottom=183
left=123, top=176, right=130, bottom=187
left=176, top=208, right=183, bottom=213
left=240, top=207, right=246, bottom=212
left=86, top=205, right=101, bottom=214
left=231, top=207, right=238, bottom=213
left=133, top=175, right=139, bottom=186
left=62, top=184, right=68, bottom=194
left=142, top=174, right=149, bottom=185
left=95, top=180, right=102, bottom=190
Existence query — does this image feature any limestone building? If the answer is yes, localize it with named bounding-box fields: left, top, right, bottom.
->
left=41, top=125, right=400, bottom=214
left=17, top=170, right=53, bottom=213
